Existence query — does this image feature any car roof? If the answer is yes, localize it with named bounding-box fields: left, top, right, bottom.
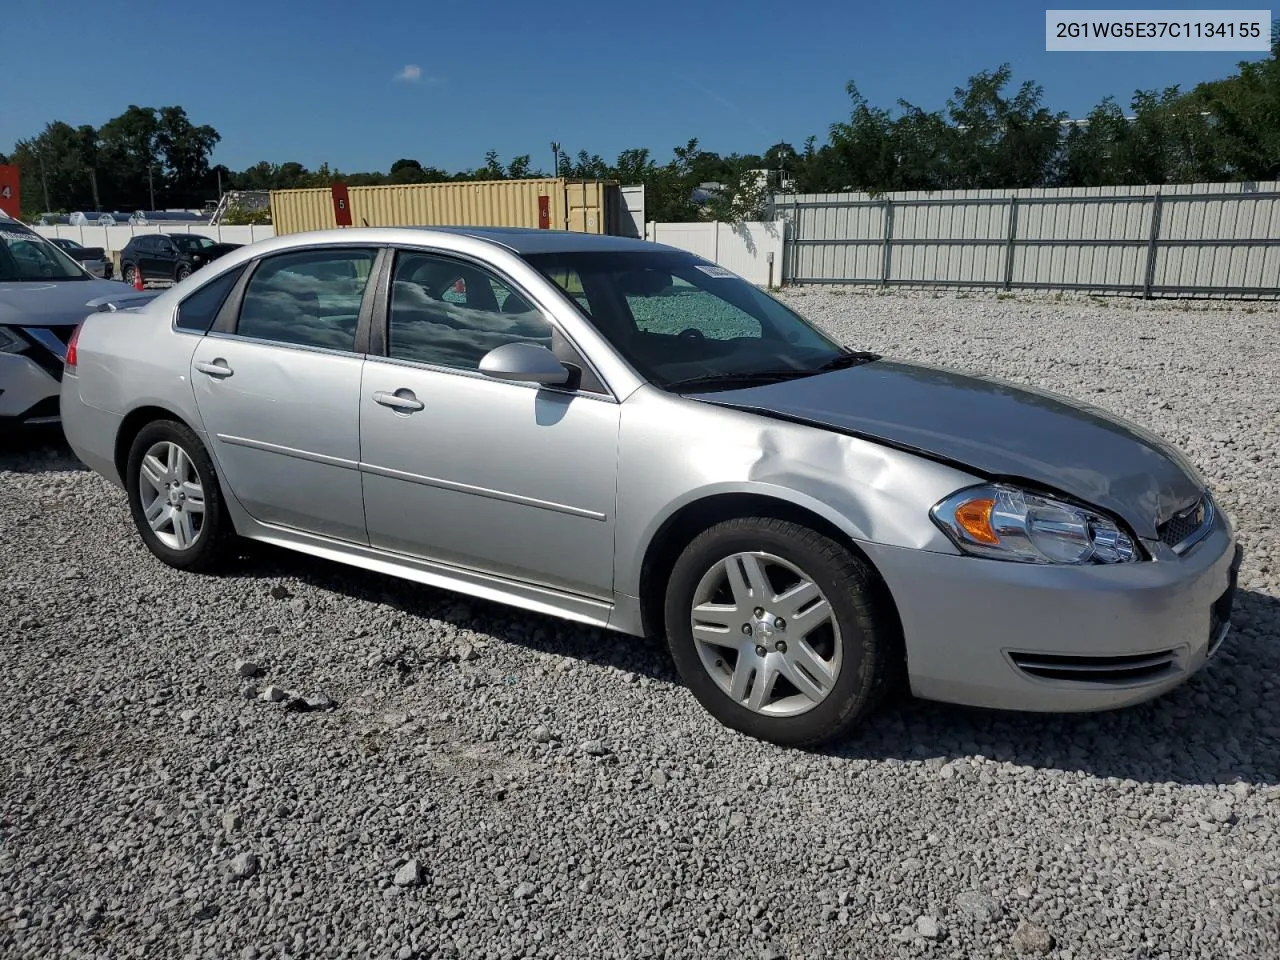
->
left=417, top=226, right=659, bottom=255
left=271, top=225, right=677, bottom=257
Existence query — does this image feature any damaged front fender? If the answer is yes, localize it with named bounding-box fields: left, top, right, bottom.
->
left=612, top=386, right=980, bottom=598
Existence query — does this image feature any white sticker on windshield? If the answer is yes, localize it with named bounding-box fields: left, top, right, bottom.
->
left=694, top=264, right=735, bottom=278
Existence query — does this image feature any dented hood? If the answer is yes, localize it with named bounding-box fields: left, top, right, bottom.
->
left=691, top=358, right=1203, bottom=540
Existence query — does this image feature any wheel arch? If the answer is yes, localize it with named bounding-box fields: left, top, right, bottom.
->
left=114, top=404, right=202, bottom=481
left=636, top=490, right=905, bottom=658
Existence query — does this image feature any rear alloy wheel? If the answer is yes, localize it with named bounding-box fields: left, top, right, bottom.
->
left=125, top=420, right=232, bottom=571
left=176, top=263, right=191, bottom=282
left=122, top=264, right=139, bottom=286
left=664, top=517, right=896, bottom=747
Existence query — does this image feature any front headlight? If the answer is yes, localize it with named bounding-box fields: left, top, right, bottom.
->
left=0, top=327, right=28, bottom=355
left=931, top=483, right=1138, bottom=564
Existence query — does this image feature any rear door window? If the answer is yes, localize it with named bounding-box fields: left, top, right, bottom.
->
left=233, top=249, right=377, bottom=352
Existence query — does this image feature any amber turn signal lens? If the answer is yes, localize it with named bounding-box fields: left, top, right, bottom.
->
left=955, top=498, right=999, bottom=545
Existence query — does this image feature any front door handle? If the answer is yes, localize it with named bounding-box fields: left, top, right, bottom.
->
left=373, top=389, right=424, bottom=412
left=195, top=359, right=233, bottom=378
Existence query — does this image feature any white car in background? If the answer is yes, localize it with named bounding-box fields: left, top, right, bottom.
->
left=0, top=212, right=152, bottom=426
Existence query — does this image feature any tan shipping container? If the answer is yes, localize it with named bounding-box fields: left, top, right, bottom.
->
left=269, top=178, right=617, bottom=236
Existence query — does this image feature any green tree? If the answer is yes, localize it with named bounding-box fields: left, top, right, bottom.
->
left=97, top=105, right=161, bottom=209
left=764, top=141, right=798, bottom=176
left=9, top=121, right=105, bottom=213
left=701, top=158, right=771, bottom=222
left=1186, top=31, right=1280, bottom=179
left=642, top=138, right=704, bottom=222
left=945, top=65, right=1065, bottom=188
left=155, top=106, right=221, bottom=206
left=560, top=149, right=609, bottom=178
left=482, top=150, right=506, bottom=179
left=611, top=148, right=654, bottom=183
left=507, top=154, right=534, bottom=178
left=827, top=83, right=901, bottom=192
left=789, top=136, right=846, bottom=193
left=220, top=204, right=271, bottom=225
left=388, top=158, right=429, bottom=184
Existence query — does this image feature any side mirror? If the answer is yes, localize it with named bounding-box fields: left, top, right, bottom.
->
left=478, top=342, right=570, bottom=386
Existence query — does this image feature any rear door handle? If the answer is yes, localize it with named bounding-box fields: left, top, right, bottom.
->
left=195, top=359, right=233, bottom=378
left=373, top=389, right=424, bottom=412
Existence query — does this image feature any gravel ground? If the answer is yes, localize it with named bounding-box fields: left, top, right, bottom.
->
left=2, top=288, right=1278, bottom=960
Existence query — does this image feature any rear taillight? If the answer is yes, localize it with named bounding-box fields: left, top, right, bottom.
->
left=64, top=323, right=82, bottom=372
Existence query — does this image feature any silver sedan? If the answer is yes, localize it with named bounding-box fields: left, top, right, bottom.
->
left=59, top=226, right=1242, bottom=746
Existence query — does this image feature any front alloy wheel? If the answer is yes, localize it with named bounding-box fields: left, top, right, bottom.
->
left=664, top=517, right=898, bottom=747
left=690, top=551, right=842, bottom=717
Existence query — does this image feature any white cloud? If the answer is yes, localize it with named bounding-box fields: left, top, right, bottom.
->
left=395, top=64, right=422, bottom=82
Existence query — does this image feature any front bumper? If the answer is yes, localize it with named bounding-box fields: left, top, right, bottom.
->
left=0, top=353, right=61, bottom=425
left=864, top=512, right=1241, bottom=712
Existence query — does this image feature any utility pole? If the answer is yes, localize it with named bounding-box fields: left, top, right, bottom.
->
left=148, top=165, right=155, bottom=211
left=39, top=157, right=50, bottom=212
left=89, top=168, right=100, bottom=210
left=550, top=141, right=560, bottom=177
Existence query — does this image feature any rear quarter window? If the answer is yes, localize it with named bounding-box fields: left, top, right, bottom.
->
left=175, top=266, right=246, bottom=333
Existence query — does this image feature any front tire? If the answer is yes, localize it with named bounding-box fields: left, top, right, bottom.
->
left=663, top=517, right=896, bottom=747
left=125, top=420, right=232, bottom=572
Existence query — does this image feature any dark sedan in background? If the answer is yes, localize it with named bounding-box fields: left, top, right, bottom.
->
left=48, top=238, right=113, bottom=279
left=119, top=233, right=242, bottom=285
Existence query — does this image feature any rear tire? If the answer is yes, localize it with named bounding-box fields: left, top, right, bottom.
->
left=125, top=420, right=232, bottom=572
left=122, top=263, right=139, bottom=286
left=663, top=517, right=895, bottom=747
left=176, top=263, right=191, bottom=282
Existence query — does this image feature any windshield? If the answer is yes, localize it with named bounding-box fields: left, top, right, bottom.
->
left=171, top=235, right=216, bottom=251
left=522, top=249, right=855, bottom=390
left=0, top=223, right=88, bottom=281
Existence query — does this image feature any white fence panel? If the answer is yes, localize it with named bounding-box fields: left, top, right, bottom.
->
left=34, top=223, right=275, bottom=255
left=645, top=221, right=785, bottom=285
left=774, top=184, right=1280, bottom=297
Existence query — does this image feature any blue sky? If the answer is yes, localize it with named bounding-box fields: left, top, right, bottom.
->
left=6, top=0, right=1270, bottom=173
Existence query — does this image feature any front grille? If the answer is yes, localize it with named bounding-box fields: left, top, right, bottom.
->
left=1009, top=649, right=1180, bottom=685
left=1158, top=494, right=1214, bottom=554
left=13, top=324, right=78, bottom=382
left=1207, top=547, right=1242, bottom=658
left=18, top=395, right=61, bottom=423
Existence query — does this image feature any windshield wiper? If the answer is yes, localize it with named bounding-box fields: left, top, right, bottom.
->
left=816, top=350, right=880, bottom=371
left=666, top=351, right=881, bottom=392
left=664, top=368, right=822, bottom=392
